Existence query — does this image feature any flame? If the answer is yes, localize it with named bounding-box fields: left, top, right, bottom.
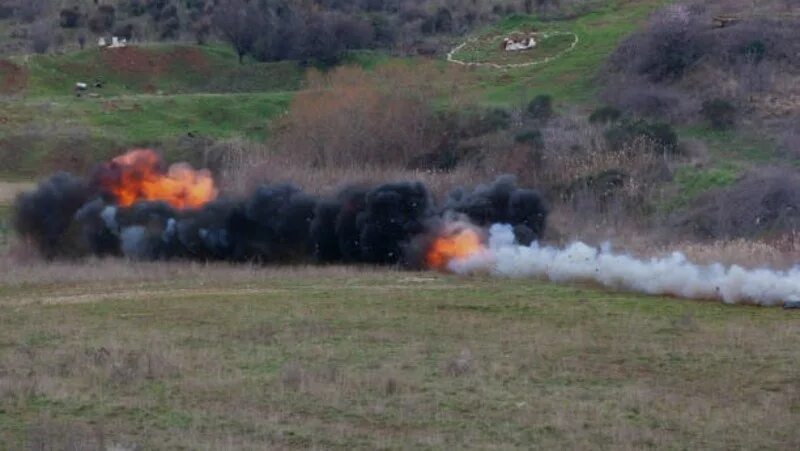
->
left=95, top=149, right=218, bottom=209
left=426, top=225, right=486, bottom=271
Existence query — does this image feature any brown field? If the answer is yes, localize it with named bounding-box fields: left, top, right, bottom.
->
left=0, top=260, right=797, bottom=449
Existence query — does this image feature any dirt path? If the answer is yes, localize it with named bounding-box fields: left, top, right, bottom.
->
left=0, top=286, right=286, bottom=308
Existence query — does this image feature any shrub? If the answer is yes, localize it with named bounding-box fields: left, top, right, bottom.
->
left=480, top=108, right=512, bottom=133
left=271, top=63, right=455, bottom=169
left=88, top=5, right=116, bottom=34
left=741, top=40, right=766, bottom=64
left=123, top=0, right=147, bottom=16
left=605, top=119, right=678, bottom=154
left=59, top=7, right=82, bottom=29
left=701, top=98, right=736, bottom=130
left=15, top=0, right=46, bottom=23
left=434, top=7, right=454, bottom=33
left=527, top=95, right=554, bottom=121
left=160, top=16, right=180, bottom=40
left=675, top=168, right=800, bottom=240
left=515, top=130, right=544, bottom=149
left=30, top=21, right=52, bottom=54
left=114, top=23, right=136, bottom=41
left=0, top=5, right=13, bottom=20
left=589, top=106, right=622, bottom=124
left=608, top=9, right=705, bottom=83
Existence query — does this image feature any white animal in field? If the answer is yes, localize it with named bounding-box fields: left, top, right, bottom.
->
left=502, top=36, right=536, bottom=51
left=99, top=37, right=128, bottom=49
left=109, top=36, right=128, bottom=48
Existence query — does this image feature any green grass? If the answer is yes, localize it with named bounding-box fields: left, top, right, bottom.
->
left=0, top=92, right=291, bottom=175
left=659, top=164, right=741, bottom=212
left=0, top=43, right=301, bottom=176
left=84, top=92, right=291, bottom=142
left=681, top=125, right=785, bottom=163
left=0, top=264, right=796, bottom=448
left=473, top=1, right=671, bottom=105
left=675, top=165, right=739, bottom=199
left=16, top=44, right=303, bottom=98
left=451, top=31, right=577, bottom=66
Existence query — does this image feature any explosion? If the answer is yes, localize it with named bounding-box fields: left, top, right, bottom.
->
left=93, top=149, right=217, bottom=210
left=20, top=152, right=800, bottom=307
left=426, top=224, right=486, bottom=271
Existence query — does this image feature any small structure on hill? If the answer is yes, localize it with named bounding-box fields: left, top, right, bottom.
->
left=502, top=35, right=537, bottom=52
left=98, top=36, right=128, bottom=49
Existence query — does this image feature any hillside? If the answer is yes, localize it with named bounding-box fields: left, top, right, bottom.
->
left=1, top=0, right=798, bottom=244
left=1, top=1, right=800, bottom=448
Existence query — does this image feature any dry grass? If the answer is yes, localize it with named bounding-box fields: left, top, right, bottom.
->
left=660, top=234, right=800, bottom=269
left=0, top=257, right=797, bottom=449
left=212, top=138, right=482, bottom=200
left=0, top=181, right=33, bottom=205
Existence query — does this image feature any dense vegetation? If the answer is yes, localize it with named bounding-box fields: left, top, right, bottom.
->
left=1, top=0, right=799, bottom=243
left=0, top=0, right=593, bottom=59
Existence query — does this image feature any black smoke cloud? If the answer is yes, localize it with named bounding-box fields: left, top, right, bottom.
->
left=15, top=172, right=548, bottom=266
left=444, top=175, right=548, bottom=245
left=13, top=172, right=89, bottom=258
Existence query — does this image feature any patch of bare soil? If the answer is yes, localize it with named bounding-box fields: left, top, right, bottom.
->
left=0, top=59, right=27, bottom=94
left=101, top=46, right=210, bottom=77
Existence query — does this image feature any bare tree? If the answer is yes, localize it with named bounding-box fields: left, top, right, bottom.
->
left=15, top=0, right=46, bottom=23
left=213, top=0, right=264, bottom=64
left=30, top=20, right=53, bottom=54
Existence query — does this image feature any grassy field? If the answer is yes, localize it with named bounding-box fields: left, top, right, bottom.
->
left=451, top=31, right=577, bottom=66
left=14, top=44, right=303, bottom=98
left=0, top=262, right=797, bottom=449
left=0, top=0, right=676, bottom=178
left=473, top=0, right=671, bottom=105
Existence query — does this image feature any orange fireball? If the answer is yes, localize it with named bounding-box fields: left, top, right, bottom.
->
left=95, top=149, right=217, bottom=210
left=426, top=225, right=486, bottom=271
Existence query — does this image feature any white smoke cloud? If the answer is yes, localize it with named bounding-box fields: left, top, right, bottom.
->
left=450, top=224, right=800, bottom=306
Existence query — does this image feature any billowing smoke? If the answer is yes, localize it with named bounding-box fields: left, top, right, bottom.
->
left=445, top=175, right=548, bottom=245
left=13, top=151, right=547, bottom=267
left=15, top=150, right=799, bottom=308
left=13, top=172, right=89, bottom=258
left=447, top=224, right=800, bottom=307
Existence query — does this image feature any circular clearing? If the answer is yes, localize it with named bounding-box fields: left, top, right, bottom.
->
left=448, top=30, right=578, bottom=69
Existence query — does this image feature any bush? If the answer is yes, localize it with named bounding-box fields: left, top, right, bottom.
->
left=605, top=119, right=679, bottom=154
left=701, top=98, right=736, bottom=130
left=30, top=21, right=52, bottom=54
left=88, top=5, right=116, bottom=34
left=59, top=7, right=82, bottom=29
left=160, top=16, right=180, bottom=40
left=589, top=106, right=622, bottom=124
left=434, top=7, right=454, bottom=33
left=0, top=5, right=13, bottom=19
left=675, top=168, right=800, bottom=239
left=480, top=108, right=512, bottom=133
left=608, top=9, right=705, bottom=83
left=741, top=40, right=766, bottom=64
left=15, top=0, right=46, bottom=23
left=114, top=23, right=136, bottom=41
left=515, top=130, right=544, bottom=149
left=271, top=64, right=450, bottom=169
left=123, top=0, right=147, bottom=16
left=527, top=95, right=554, bottom=121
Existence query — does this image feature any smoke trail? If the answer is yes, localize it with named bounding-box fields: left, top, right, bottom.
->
left=449, top=224, right=800, bottom=307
